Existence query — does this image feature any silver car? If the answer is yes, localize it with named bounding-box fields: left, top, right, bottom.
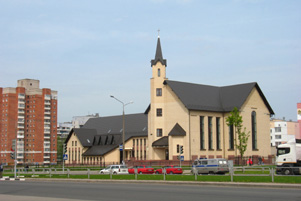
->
left=99, top=165, right=129, bottom=175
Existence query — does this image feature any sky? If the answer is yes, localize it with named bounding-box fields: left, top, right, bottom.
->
left=0, top=0, right=300, bottom=123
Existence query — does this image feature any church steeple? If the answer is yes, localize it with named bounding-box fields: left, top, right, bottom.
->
left=151, top=35, right=167, bottom=67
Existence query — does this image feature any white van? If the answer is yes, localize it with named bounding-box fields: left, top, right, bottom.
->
left=191, top=158, right=229, bottom=174
left=99, top=165, right=129, bottom=175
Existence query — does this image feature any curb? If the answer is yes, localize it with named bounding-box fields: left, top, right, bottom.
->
left=0, top=177, right=25, bottom=181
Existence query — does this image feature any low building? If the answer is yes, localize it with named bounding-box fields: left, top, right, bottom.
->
left=65, top=113, right=147, bottom=165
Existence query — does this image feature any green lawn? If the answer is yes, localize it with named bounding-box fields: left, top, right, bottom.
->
left=3, top=173, right=301, bottom=184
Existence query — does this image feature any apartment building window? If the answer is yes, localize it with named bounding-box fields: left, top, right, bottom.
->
left=200, top=116, right=205, bottom=150
left=216, top=117, right=221, bottom=150
left=156, top=88, right=162, bottom=96
left=229, top=125, right=234, bottom=150
left=275, top=135, right=281, bottom=139
left=252, top=111, right=257, bottom=150
left=208, top=117, right=213, bottom=150
left=156, top=128, right=162, bottom=137
left=275, top=127, right=281, bottom=132
left=156, top=108, right=162, bottom=117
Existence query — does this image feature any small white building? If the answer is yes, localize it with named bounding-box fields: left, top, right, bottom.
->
left=57, top=122, right=73, bottom=138
left=72, top=113, right=100, bottom=128
left=270, top=119, right=298, bottom=146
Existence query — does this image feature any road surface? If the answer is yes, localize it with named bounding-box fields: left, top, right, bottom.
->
left=0, top=180, right=300, bottom=201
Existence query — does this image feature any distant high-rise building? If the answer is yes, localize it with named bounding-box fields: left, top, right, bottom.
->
left=0, top=79, right=57, bottom=165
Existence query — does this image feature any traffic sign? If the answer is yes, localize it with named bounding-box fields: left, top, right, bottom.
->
left=63, top=154, right=68, bottom=160
left=119, top=145, right=123, bottom=151
left=180, top=155, right=184, bottom=161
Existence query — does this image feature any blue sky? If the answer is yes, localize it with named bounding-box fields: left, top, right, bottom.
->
left=0, top=0, right=300, bottom=122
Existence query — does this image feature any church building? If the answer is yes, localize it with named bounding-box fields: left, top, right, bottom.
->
left=64, top=35, right=274, bottom=165
left=147, top=35, right=274, bottom=161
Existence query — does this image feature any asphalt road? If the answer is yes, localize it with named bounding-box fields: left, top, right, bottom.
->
left=0, top=180, right=300, bottom=201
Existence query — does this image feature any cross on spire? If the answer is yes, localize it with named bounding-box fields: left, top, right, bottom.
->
left=158, top=29, right=160, bottom=38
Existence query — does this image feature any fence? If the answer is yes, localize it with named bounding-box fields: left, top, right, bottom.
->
left=2, top=166, right=300, bottom=182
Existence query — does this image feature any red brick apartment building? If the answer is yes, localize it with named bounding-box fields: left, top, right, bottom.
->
left=0, top=79, right=58, bottom=165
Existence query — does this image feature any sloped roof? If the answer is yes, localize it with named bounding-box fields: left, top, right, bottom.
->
left=152, top=136, right=168, bottom=147
left=65, top=128, right=97, bottom=147
left=168, top=123, right=186, bottom=136
left=83, top=113, right=148, bottom=139
left=83, top=145, right=119, bottom=156
left=66, top=113, right=148, bottom=156
left=164, top=80, right=274, bottom=114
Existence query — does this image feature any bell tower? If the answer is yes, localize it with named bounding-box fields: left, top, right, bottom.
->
left=148, top=32, right=168, bottom=160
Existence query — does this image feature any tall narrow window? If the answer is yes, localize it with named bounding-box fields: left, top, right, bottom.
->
left=156, top=128, right=162, bottom=137
left=252, top=111, right=257, bottom=150
left=200, top=116, right=205, bottom=150
left=229, top=125, right=234, bottom=150
left=158, top=68, right=161, bottom=77
left=208, top=117, right=213, bottom=150
left=216, top=117, right=220, bottom=150
left=177, top=144, right=179, bottom=153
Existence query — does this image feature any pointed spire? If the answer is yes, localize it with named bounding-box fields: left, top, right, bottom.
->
left=151, top=34, right=167, bottom=67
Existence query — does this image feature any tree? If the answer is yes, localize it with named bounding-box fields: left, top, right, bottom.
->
left=226, top=107, right=250, bottom=164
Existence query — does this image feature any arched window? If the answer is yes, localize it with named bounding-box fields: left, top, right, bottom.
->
left=252, top=111, right=257, bottom=150
left=158, top=68, right=161, bottom=77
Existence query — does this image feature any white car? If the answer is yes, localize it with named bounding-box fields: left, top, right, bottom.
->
left=99, top=165, right=129, bottom=175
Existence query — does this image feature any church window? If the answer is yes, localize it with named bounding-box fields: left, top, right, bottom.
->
left=208, top=117, right=213, bottom=150
left=158, top=68, right=161, bottom=77
left=156, top=108, right=162, bottom=117
left=200, top=116, right=205, bottom=150
left=216, top=117, right=221, bottom=150
left=252, top=111, right=257, bottom=150
left=156, top=128, right=162, bottom=137
left=229, top=125, right=234, bottom=150
left=156, top=88, right=162, bottom=96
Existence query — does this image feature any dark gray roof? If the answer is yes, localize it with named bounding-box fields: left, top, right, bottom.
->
left=66, top=113, right=148, bottom=156
left=83, top=113, right=148, bottom=140
left=151, top=37, right=167, bottom=66
left=164, top=80, right=274, bottom=114
left=168, top=123, right=186, bottom=136
left=65, top=128, right=97, bottom=147
left=152, top=136, right=168, bottom=147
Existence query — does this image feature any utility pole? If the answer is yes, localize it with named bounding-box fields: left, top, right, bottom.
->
left=63, top=144, right=67, bottom=174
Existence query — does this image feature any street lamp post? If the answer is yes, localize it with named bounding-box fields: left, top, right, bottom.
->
left=110, top=95, right=133, bottom=164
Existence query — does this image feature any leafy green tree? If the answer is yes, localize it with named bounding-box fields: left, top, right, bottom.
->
left=226, top=107, right=250, bottom=164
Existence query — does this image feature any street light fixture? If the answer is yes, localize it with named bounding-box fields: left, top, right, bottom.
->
left=110, top=95, right=133, bottom=164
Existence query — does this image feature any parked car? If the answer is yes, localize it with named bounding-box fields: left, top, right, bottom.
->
left=99, top=165, right=129, bottom=175
left=128, top=165, right=154, bottom=174
left=155, top=165, right=183, bottom=174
